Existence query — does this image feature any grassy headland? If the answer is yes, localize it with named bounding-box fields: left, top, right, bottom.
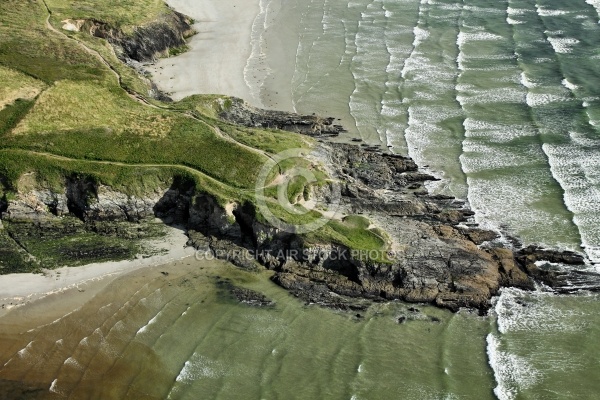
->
left=0, top=0, right=389, bottom=272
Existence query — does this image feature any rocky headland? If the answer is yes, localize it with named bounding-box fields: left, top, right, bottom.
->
left=1, top=101, right=596, bottom=313
left=2, top=1, right=597, bottom=313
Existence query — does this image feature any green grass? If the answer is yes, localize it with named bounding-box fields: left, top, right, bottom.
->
left=173, top=97, right=314, bottom=153
left=0, top=149, right=244, bottom=201
left=168, top=45, right=189, bottom=57
left=0, top=0, right=392, bottom=271
left=61, top=30, right=155, bottom=96
left=5, top=123, right=269, bottom=190
left=12, top=80, right=173, bottom=135
left=306, top=216, right=391, bottom=263
left=172, top=95, right=229, bottom=119
left=0, top=65, right=47, bottom=105
left=0, top=99, right=35, bottom=136
left=0, top=1, right=110, bottom=84
left=46, top=0, right=169, bottom=31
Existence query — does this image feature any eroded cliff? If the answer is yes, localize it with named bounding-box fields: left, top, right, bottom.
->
left=61, top=9, right=194, bottom=63
left=0, top=133, right=592, bottom=312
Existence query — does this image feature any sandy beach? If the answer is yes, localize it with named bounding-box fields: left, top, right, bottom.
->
left=0, top=226, right=196, bottom=320
left=147, top=0, right=357, bottom=125
left=147, top=0, right=263, bottom=105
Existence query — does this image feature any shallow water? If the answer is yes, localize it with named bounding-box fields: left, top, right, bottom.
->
left=2, top=0, right=600, bottom=398
left=247, top=0, right=600, bottom=398
left=0, top=260, right=497, bottom=399
left=2, top=261, right=598, bottom=399
left=256, top=0, right=600, bottom=258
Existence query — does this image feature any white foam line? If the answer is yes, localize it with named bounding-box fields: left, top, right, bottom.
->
left=348, top=0, right=394, bottom=144
left=537, top=8, right=570, bottom=17
left=486, top=333, right=542, bottom=400
left=562, top=78, right=578, bottom=91
left=494, top=287, right=591, bottom=334
left=136, top=312, right=161, bottom=335
left=541, top=142, right=600, bottom=263
left=587, top=0, right=600, bottom=22
left=63, top=356, right=84, bottom=370
left=507, top=17, right=524, bottom=25
left=49, top=378, right=61, bottom=395
left=520, top=72, right=537, bottom=89
left=243, top=0, right=272, bottom=107
left=546, top=36, right=580, bottom=54
left=400, top=0, right=428, bottom=80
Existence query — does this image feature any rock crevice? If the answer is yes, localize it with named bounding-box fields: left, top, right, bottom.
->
left=61, top=10, right=194, bottom=63
left=1, top=113, right=595, bottom=311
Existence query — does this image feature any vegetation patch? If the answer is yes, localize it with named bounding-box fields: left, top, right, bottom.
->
left=2, top=218, right=167, bottom=272
left=0, top=66, right=47, bottom=109
left=0, top=0, right=392, bottom=272
left=306, top=216, right=391, bottom=263
left=0, top=0, right=108, bottom=84
left=45, top=0, right=170, bottom=32
left=0, top=228, right=34, bottom=274
left=12, top=80, right=175, bottom=136
left=168, top=45, right=189, bottom=57
left=0, top=99, right=35, bottom=136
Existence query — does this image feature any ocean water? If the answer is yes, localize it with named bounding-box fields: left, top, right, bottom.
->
left=0, top=260, right=497, bottom=399
left=250, top=0, right=600, bottom=398
left=256, top=0, right=600, bottom=259
left=2, top=0, right=600, bottom=398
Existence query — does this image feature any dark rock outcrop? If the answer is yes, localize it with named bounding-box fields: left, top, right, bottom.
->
left=2, top=111, right=597, bottom=311
left=63, top=10, right=194, bottom=63
left=228, top=285, right=275, bottom=307
left=219, top=98, right=345, bottom=137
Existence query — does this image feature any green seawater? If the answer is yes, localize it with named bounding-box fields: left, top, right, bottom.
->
left=2, top=261, right=599, bottom=399
left=260, top=0, right=600, bottom=254
left=252, top=0, right=600, bottom=398
left=0, top=260, right=496, bottom=399
left=2, top=0, right=600, bottom=398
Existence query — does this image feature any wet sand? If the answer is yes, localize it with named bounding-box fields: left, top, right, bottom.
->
left=148, top=0, right=361, bottom=136
left=147, top=0, right=262, bottom=105
left=0, top=226, right=195, bottom=320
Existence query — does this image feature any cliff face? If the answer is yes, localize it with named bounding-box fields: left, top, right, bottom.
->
left=1, top=136, right=593, bottom=311
left=62, top=10, right=194, bottom=62
left=3, top=176, right=163, bottom=223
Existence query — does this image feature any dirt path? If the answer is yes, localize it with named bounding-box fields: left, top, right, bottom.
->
left=35, top=1, right=290, bottom=191
left=41, top=1, right=279, bottom=162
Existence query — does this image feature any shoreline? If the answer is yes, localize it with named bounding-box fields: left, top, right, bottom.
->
left=147, top=0, right=263, bottom=106
left=0, top=0, right=595, bottom=322
left=148, top=0, right=363, bottom=138
left=0, top=226, right=196, bottom=319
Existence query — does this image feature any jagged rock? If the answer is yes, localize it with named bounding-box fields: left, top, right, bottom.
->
left=271, top=272, right=369, bottom=311
left=458, top=227, right=500, bottom=245
left=4, top=189, right=68, bottom=221
left=1, top=111, right=594, bottom=311
left=210, top=237, right=261, bottom=271
left=218, top=98, right=345, bottom=137
left=86, top=185, right=163, bottom=222
left=517, top=245, right=586, bottom=266
left=228, top=286, right=274, bottom=307
left=62, top=10, right=194, bottom=63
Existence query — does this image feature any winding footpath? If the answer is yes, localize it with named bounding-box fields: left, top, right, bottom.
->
left=23, top=1, right=286, bottom=191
